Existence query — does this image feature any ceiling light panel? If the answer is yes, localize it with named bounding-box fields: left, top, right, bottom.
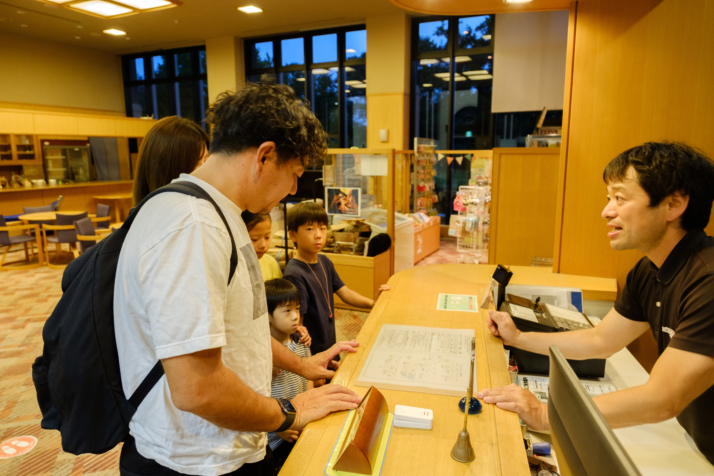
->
left=70, top=1, right=132, bottom=17
left=238, top=5, right=263, bottom=13
left=462, top=70, right=489, bottom=76
left=113, top=0, right=173, bottom=9
left=103, top=28, right=127, bottom=35
left=351, top=84, right=367, bottom=89
left=420, top=59, right=439, bottom=65
left=45, top=0, right=74, bottom=3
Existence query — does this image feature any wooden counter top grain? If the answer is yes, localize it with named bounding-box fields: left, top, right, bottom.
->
left=282, top=265, right=531, bottom=476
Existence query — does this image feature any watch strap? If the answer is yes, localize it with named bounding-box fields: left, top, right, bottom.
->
left=276, top=399, right=296, bottom=433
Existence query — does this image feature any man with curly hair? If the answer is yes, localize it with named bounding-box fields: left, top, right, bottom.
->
left=114, top=83, right=361, bottom=476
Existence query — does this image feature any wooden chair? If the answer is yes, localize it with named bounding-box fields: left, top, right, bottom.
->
left=42, top=212, right=88, bottom=269
left=72, top=217, right=110, bottom=258
left=95, top=204, right=111, bottom=229
left=0, top=217, right=43, bottom=271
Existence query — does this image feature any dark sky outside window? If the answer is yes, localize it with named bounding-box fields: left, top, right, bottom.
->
left=175, top=52, right=192, bottom=76
left=281, top=38, right=304, bottom=66
left=199, top=50, right=206, bottom=74
left=345, top=30, right=366, bottom=60
left=312, top=34, right=337, bottom=63
left=280, top=71, right=305, bottom=100
left=418, top=20, right=449, bottom=53
left=458, top=16, right=493, bottom=49
left=345, top=64, right=366, bottom=147
left=253, top=41, right=274, bottom=68
left=313, top=69, right=339, bottom=147
left=128, top=58, right=145, bottom=81
left=152, top=55, right=167, bottom=79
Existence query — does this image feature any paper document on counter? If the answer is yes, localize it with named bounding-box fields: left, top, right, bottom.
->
left=518, top=375, right=617, bottom=404
left=356, top=324, right=475, bottom=397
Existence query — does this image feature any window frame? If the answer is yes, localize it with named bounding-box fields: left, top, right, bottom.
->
left=244, top=24, right=367, bottom=149
left=410, top=14, right=495, bottom=223
left=122, top=45, right=208, bottom=125
left=410, top=14, right=495, bottom=150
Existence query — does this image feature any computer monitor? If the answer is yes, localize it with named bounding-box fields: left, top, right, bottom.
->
left=548, top=345, right=641, bottom=476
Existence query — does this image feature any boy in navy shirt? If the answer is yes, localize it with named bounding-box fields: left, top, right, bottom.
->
left=283, top=202, right=388, bottom=377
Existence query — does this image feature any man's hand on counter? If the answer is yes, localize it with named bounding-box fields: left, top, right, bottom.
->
left=488, top=310, right=522, bottom=346
left=290, top=384, right=362, bottom=430
left=477, top=384, right=549, bottom=431
left=299, top=340, right=359, bottom=381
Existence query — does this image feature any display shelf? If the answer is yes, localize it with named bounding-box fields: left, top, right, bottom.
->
left=0, top=134, right=42, bottom=165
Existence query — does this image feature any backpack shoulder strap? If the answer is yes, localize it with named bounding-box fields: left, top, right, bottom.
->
left=122, top=181, right=240, bottom=410
left=123, top=181, right=238, bottom=285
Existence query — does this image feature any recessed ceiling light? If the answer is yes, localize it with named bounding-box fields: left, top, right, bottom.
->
left=72, top=1, right=132, bottom=17
left=462, top=70, right=489, bottom=76
left=103, top=28, right=127, bottom=36
left=423, top=83, right=433, bottom=87
left=345, top=80, right=363, bottom=86
left=113, top=0, right=172, bottom=9
left=442, top=56, right=472, bottom=63
left=296, top=78, right=305, bottom=82
left=238, top=5, right=262, bottom=13
left=434, top=72, right=451, bottom=78
left=420, top=59, right=438, bottom=65
left=463, top=30, right=468, bottom=34
left=351, top=83, right=367, bottom=89
left=470, top=74, right=493, bottom=80
left=483, top=34, right=492, bottom=40
left=345, top=89, right=351, bottom=93
left=312, top=68, right=329, bottom=74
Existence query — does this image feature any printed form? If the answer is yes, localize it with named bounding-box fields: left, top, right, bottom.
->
left=356, top=324, right=475, bottom=396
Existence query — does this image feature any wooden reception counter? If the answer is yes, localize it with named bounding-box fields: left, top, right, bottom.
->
left=282, top=264, right=618, bottom=475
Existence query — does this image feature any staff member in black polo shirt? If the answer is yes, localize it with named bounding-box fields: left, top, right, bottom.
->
left=477, top=142, right=714, bottom=464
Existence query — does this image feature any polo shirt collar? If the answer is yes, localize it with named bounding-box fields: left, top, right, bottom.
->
left=656, top=229, right=707, bottom=284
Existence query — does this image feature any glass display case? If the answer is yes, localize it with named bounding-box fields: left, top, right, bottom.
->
left=43, top=140, right=92, bottom=183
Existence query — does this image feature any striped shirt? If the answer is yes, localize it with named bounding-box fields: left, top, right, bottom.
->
left=267, top=338, right=311, bottom=450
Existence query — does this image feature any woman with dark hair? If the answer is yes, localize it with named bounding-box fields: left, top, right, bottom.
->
left=132, top=116, right=210, bottom=205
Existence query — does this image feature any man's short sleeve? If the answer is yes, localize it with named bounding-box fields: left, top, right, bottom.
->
left=138, top=220, right=231, bottom=360
left=614, top=260, right=648, bottom=322
left=670, top=273, right=714, bottom=359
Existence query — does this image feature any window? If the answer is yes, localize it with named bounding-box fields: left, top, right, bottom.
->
left=245, top=26, right=367, bottom=149
left=122, top=46, right=208, bottom=126
left=411, top=15, right=494, bottom=223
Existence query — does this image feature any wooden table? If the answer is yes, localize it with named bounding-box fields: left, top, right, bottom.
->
left=18, top=211, right=87, bottom=223
left=93, top=193, right=133, bottom=222
left=283, top=264, right=618, bottom=475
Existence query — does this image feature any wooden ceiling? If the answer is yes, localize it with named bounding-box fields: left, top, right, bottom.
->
left=389, top=0, right=570, bottom=15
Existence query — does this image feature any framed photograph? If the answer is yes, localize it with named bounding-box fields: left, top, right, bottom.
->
left=325, top=187, right=361, bottom=216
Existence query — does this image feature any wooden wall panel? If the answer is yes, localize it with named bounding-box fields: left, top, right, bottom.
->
left=555, top=0, right=714, bottom=371
left=490, top=148, right=560, bottom=266
left=556, top=0, right=714, bottom=290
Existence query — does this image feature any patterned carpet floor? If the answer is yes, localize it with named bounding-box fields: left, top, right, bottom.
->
left=0, top=247, right=368, bottom=476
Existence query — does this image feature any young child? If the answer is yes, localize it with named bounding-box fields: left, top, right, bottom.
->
left=243, top=210, right=312, bottom=348
left=241, top=210, right=282, bottom=281
left=283, top=202, right=388, bottom=364
left=264, top=278, right=313, bottom=470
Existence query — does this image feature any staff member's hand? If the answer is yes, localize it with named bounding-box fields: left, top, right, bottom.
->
left=477, top=384, right=549, bottom=431
left=300, top=340, right=359, bottom=381
left=290, top=384, right=362, bottom=430
left=488, top=310, right=521, bottom=346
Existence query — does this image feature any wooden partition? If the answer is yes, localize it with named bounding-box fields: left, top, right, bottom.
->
left=554, top=0, right=714, bottom=370
left=489, top=148, right=560, bottom=266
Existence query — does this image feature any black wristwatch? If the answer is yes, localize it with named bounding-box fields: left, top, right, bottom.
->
left=275, top=398, right=296, bottom=433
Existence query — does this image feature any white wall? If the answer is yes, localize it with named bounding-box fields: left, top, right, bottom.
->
left=0, top=32, right=125, bottom=113
left=492, top=11, right=569, bottom=113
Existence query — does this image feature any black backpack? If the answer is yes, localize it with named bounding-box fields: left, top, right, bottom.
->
left=31, top=181, right=238, bottom=455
